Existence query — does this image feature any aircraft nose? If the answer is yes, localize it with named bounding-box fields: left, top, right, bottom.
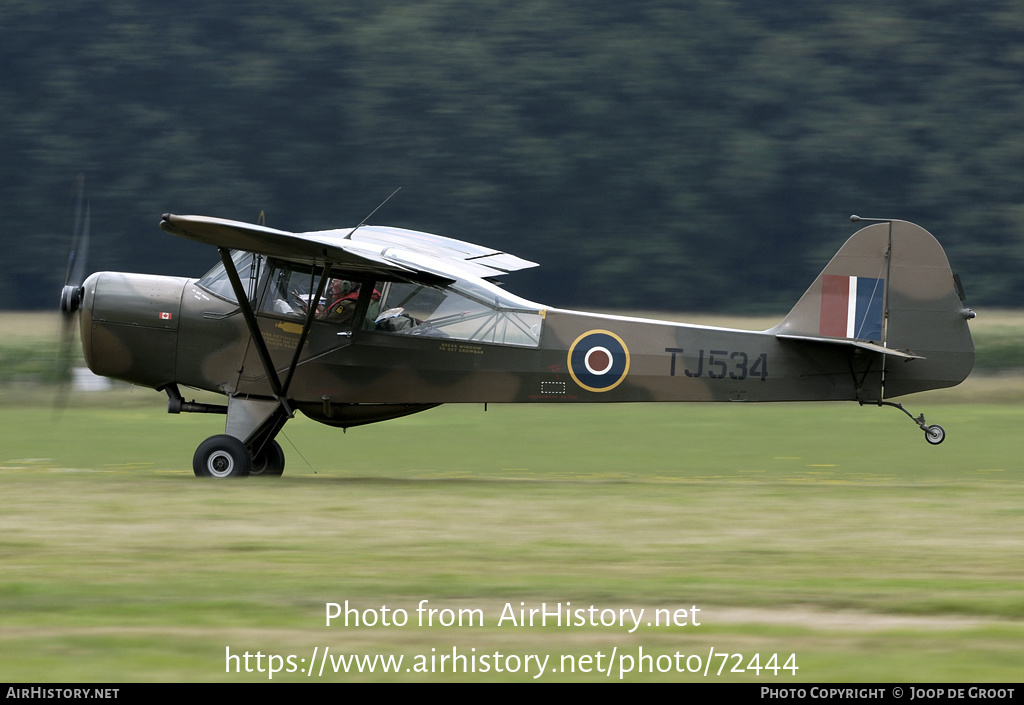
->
left=80, top=272, right=189, bottom=389
left=60, top=284, right=83, bottom=314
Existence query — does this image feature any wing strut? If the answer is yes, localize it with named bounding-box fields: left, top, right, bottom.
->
left=219, top=248, right=287, bottom=403
left=281, top=265, right=333, bottom=395
left=199, top=249, right=340, bottom=467
left=219, top=247, right=334, bottom=406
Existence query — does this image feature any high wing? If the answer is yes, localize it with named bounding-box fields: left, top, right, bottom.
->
left=159, top=213, right=537, bottom=283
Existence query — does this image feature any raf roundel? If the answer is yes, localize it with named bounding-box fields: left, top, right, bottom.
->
left=567, top=330, right=631, bottom=392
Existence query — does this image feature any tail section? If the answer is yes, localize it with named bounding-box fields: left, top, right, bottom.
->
left=774, top=219, right=975, bottom=398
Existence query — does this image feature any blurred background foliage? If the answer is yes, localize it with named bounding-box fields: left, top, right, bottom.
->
left=2, top=0, right=1023, bottom=312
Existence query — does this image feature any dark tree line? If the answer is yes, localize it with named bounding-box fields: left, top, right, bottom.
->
left=3, top=1, right=1023, bottom=312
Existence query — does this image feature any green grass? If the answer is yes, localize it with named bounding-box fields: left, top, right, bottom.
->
left=2, top=309, right=1022, bottom=681
left=1, top=399, right=1022, bottom=682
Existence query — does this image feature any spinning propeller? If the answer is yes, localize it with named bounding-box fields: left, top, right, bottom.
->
left=56, top=174, right=91, bottom=403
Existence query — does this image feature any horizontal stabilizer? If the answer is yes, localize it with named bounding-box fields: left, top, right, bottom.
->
left=776, top=333, right=924, bottom=359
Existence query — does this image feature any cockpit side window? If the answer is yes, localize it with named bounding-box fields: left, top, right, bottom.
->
left=258, top=262, right=381, bottom=331
left=371, top=280, right=543, bottom=347
left=261, top=263, right=317, bottom=317
left=321, top=279, right=382, bottom=328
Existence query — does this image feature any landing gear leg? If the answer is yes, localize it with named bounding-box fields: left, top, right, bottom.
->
left=873, top=401, right=945, bottom=445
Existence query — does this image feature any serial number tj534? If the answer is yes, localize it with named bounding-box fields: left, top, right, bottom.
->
left=665, top=348, right=768, bottom=381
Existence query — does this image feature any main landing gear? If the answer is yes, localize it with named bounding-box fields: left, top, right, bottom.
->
left=163, top=386, right=289, bottom=477
left=873, top=401, right=945, bottom=445
left=192, top=435, right=286, bottom=478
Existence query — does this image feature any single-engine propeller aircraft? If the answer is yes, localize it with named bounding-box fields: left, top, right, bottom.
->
left=59, top=210, right=975, bottom=477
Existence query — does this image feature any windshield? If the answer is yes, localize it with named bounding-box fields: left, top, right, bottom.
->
left=196, top=251, right=262, bottom=303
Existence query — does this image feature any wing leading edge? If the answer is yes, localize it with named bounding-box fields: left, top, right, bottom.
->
left=159, top=214, right=537, bottom=283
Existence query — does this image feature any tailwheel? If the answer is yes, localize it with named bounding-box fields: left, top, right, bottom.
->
left=194, top=435, right=251, bottom=478
left=250, top=439, right=286, bottom=477
left=924, top=424, right=945, bottom=446
left=874, top=401, right=946, bottom=445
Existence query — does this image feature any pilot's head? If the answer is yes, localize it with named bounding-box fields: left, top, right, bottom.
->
left=328, top=279, right=354, bottom=298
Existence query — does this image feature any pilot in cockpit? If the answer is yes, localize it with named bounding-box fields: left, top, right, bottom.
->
left=321, top=279, right=381, bottom=326
left=320, top=279, right=357, bottom=321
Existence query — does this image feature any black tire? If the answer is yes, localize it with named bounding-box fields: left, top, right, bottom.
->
left=925, top=425, right=945, bottom=445
left=250, top=439, right=285, bottom=477
left=193, top=435, right=252, bottom=478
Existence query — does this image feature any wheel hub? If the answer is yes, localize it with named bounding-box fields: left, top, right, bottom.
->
left=209, top=451, right=234, bottom=476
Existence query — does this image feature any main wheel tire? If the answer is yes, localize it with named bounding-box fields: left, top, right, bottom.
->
left=193, top=435, right=252, bottom=478
left=250, top=439, right=285, bottom=477
left=925, top=424, right=945, bottom=445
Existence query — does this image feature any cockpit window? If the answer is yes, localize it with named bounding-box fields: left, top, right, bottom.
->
left=321, top=279, right=381, bottom=328
left=258, top=262, right=380, bottom=330
left=373, top=280, right=543, bottom=347
left=261, top=263, right=319, bottom=317
left=196, top=251, right=261, bottom=303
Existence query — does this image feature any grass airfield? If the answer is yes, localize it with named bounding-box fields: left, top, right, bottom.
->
left=1, top=313, right=1022, bottom=681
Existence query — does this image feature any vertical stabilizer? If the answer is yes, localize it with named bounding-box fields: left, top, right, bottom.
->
left=774, top=219, right=974, bottom=397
